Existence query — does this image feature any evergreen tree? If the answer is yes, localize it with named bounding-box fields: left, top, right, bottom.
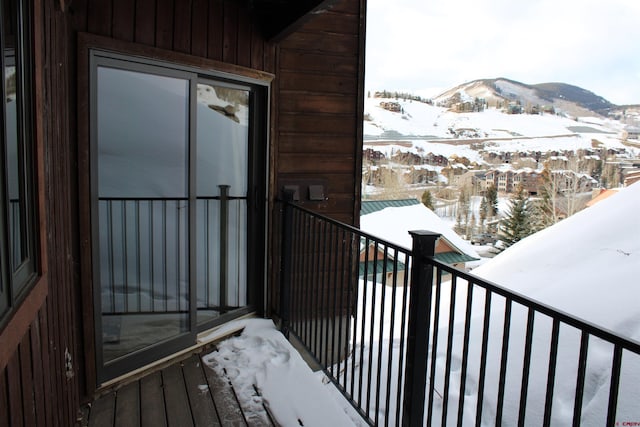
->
left=485, top=184, right=498, bottom=217
left=421, top=190, right=435, bottom=210
left=528, top=198, right=548, bottom=234
left=499, top=185, right=534, bottom=249
left=479, top=196, right=488, bottom=228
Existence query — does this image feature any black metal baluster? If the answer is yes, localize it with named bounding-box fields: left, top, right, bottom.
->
left=543, top=318, right=560, bottom=426
left=384, top=250, right=399, bottom=427
left=426, top=267, right=443, bottom=426
left=149, top=200, right=155, bottom=312
left=475, top=291, right=492, bottom=427
left=441, top=275, right=458, bottom=426
left=518, top=308, right=536, bottom=426
left=162, top=200, right=168, bottom=312
left=457, top=282, right=474, bottom=427
left=606, top=345, right=622, bottom=427
left=219, top=185, right=229, bottom=311
left=358, top=236, right=370, bottom=408
left=135, top=200, right=141, bottom=313
left=374, top=245, right=388, bottom=425
left=366, top=242, right=380, bottom=417
left=571, top=332, right=589, bottom=427
left=495, top=299, right=513, bottom=426
left=395, top=253, right=410, bottom=426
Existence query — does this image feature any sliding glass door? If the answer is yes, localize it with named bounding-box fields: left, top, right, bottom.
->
left=90, top=52, right=267, bottom=382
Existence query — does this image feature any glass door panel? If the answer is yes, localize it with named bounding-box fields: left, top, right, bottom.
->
left=90, top=53, right=264, bottom=381
left=195, top=83, right=249, bottom=325
left=96, top=65, right=191, bottom=364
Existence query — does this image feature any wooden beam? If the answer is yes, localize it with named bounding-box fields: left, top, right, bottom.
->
left=251, top=0, right=341, bottom=41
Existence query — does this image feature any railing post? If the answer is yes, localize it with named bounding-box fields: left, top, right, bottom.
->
left=403, top=230, right=441, bottom=427
left=219, top=184, right=230, bottom=310
left=279, top=189, right=295, bottom=338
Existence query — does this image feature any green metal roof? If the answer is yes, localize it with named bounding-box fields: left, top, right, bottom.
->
left=361, top=199, right=421, bottom=216
left=358, top=251, right=477, bottom=276
left=434, top=251, right=479, bottom=264
left=359, top=259, right=406, bottom=276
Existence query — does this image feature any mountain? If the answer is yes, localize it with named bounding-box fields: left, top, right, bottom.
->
left=433, top=77, right=617, bottom=117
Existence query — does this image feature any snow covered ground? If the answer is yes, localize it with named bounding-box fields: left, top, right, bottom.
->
left=363, top=97, right=636, bottom=161
left=201, top=319, right=364, bottom=426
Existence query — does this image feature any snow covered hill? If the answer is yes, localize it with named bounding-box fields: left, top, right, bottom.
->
left=363, top=94, right=635, bottom=162
left=432, top=78, right=616, bottom=116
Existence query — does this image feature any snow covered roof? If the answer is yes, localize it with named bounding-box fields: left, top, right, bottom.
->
left=472, top=182, right=640, bottom=341
left=360, top=204, right=479, bottom=260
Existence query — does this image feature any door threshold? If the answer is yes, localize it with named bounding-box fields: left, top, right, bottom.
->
left=96, top=312, right=258, bottom=393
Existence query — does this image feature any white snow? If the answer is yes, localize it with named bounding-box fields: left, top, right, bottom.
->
left=363, top=97, right=637, bottom=161
left=202, top=319, right=361, bottom=427
left=473, top=182, right=640, bottom=340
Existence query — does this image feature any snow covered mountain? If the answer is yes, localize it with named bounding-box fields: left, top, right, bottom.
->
left=432, top=77, right=617, bottom=117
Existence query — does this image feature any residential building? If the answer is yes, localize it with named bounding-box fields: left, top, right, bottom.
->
left=360, top=201, right=479, bottom=273
left=0, top=0, right=366, bottom=424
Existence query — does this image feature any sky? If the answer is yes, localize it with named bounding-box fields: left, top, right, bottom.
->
left=365, top=0, right=640, bottom=105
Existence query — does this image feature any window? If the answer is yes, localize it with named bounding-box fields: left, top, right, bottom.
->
left=0, top=0, right=37, bottom=326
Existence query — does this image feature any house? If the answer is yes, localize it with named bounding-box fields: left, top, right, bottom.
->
left=496, top=169, right=514, bottom=192
left=457, top=170, right=488, bottom=193
left=0, top=0, right=366, bottom=424
left=623, top=168, right=640, bottom=187
left=621, top=125, right=640, bottom=141
left=513, top=168, right=541, bottom=195
left=405, top=164, right=440, bottom=184
left=379, top=100, right=402, bottom=112
left=360, top=201, right=480, bottom=274
left=549, top=170, right=598, bottom=193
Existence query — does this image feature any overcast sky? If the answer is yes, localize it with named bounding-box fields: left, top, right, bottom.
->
left=365, top=0, right=640, bottom=105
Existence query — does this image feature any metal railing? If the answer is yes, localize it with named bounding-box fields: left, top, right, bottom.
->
left=278, top=197, right=640, bottom=426
left=98, top=190, right=246, bottom=315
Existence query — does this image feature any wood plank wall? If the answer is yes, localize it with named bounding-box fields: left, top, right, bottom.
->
left=1, top=1, right=82, bottom=426
left=1, top=0, right=364, bottom=425
left=275, top=0, right=365, bottom=225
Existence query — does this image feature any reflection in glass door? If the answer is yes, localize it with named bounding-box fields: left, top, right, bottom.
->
left=196, top=83, right=248, bottom=325
left=95, top=65, right=192, bottom=367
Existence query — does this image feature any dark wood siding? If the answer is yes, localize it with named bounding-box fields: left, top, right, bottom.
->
left=268, top=0, right=365, bottom=326
left=1, top=0, right=365, bottom=425
left=0, top=310, right=56, bottom=427
left=274, top=0, right=365, bottom=225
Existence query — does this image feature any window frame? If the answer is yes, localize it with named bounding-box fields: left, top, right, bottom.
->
left=0, top=0, right=39, bottom=325
left=0, top=0, right=46, bottom=371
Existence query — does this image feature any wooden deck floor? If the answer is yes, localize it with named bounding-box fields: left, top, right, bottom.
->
left=82, top=351, right=276, bottom=427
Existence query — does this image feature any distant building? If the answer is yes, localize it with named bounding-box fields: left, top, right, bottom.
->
left=379, top=101, right=402, bottom=112
left=513, top=169, right=541, bottom=195
left=621, top=126, right=640, bottom=141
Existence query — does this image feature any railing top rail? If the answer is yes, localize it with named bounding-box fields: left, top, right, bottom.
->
left=282, top=199, right=412, bottom=256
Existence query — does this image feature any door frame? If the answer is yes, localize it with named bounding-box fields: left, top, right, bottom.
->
left=78, top=33, right=273, bottom=387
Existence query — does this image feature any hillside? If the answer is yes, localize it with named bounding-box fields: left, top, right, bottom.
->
left=432, top=78, right=620, bottom=117
left=363, top=94, right=632, bottom=163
